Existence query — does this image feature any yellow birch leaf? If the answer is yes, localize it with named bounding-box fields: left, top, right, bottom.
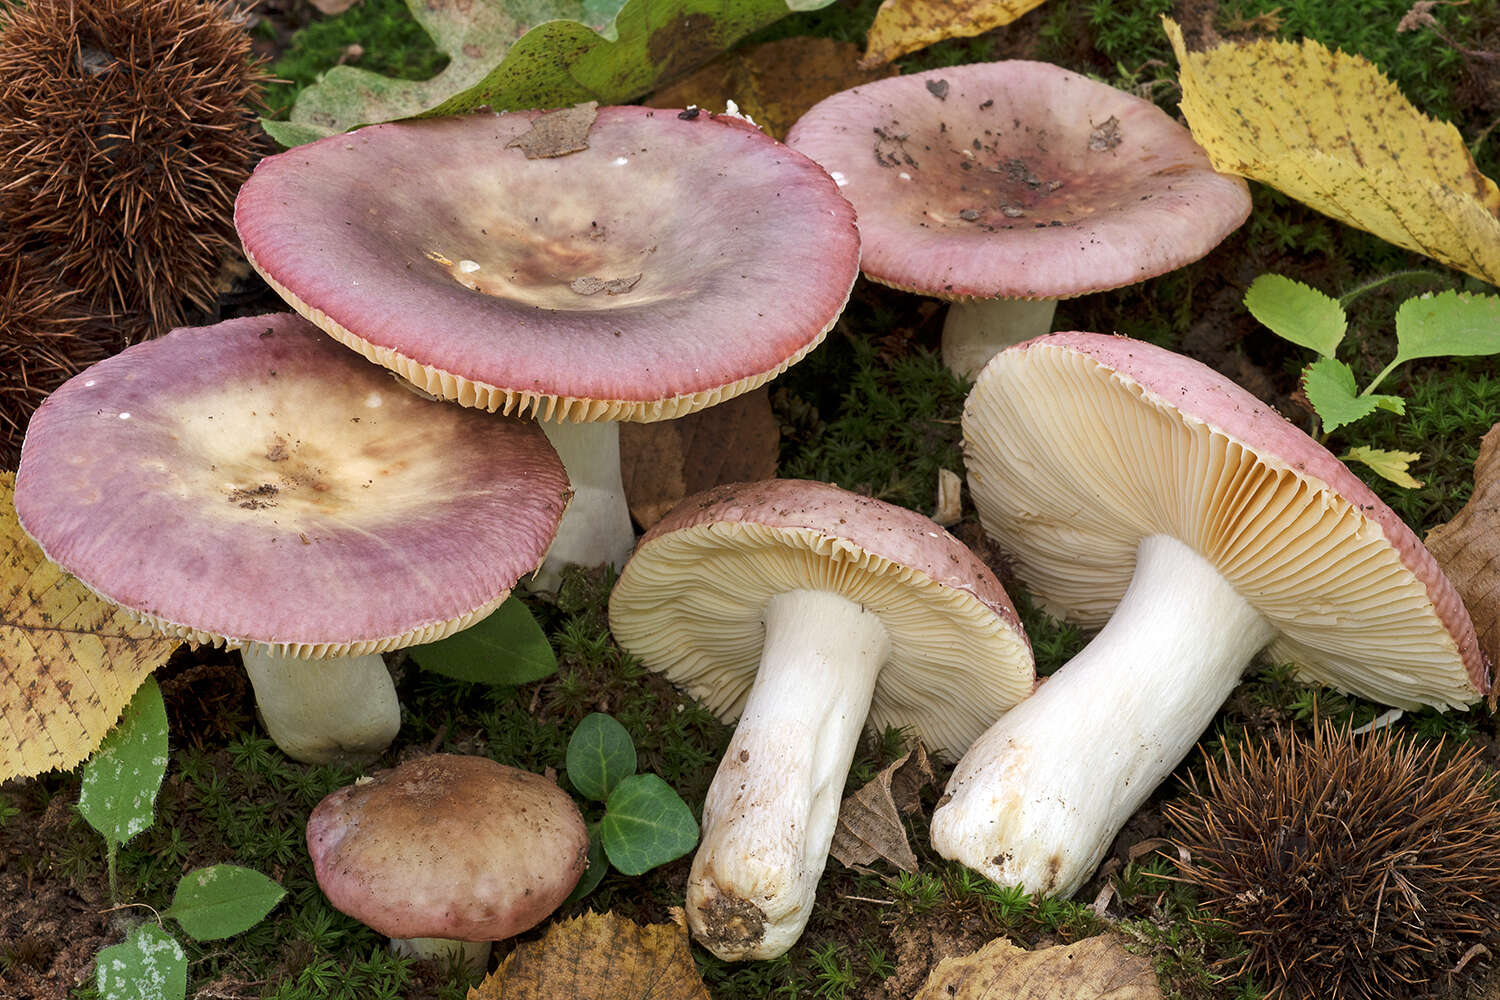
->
left=862, top=0, right=1050, bottom=68
left=1164, top=17, right=1500, bottom=285
left=1, top=471, right=178, bottom=780
left=914, top=933, right=1163, bottom=1000
left=469, top=911, right=710, bottom=1000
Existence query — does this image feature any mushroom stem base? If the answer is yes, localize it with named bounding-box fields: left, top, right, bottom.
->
left=942, top=297, right=1056, bottom=379
left=687, top=588, right=890, bottom=961
left=239, top=648, right=401, bottom=765
left=533, top=418, right=635, bottom=590
left=931, top=533, right=1274, bottom=898
left=390, top=936, right=491, bottom=978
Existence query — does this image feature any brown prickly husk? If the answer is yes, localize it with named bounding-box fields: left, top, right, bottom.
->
left=1164, top=721, right=1500, bottom=1000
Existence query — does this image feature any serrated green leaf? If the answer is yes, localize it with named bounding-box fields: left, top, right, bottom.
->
left=96, top=922, right=187, bottom=1000
left=1301, top=358, right=1380, bottom=433
left=1343, top=446, right=1424, bottom=489
left=1371, top=394, right=1406, bottom=415
left=78, top=677, right=168, bottom=850
left=407, top=597, right=556, bottom=686
left=270, top=0, right=836, bottom=145
left=1392, top=291, right=1500, bottom=367
left=600, top=773, right=698, bottom=876
left=1244, top=274, right=1347, bottom=357
left=562, top=823, right=609, bottom=904
left=566, top=712, right=637, bottom=801
left=163, top=865, right=286, bottom=942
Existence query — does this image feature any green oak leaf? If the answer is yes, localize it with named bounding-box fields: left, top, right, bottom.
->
left=96, top=922, right=187, bottom=1000
left=407, top=596, right=556, bottom=686
left=566, top=712, right=637, bottom=801
left=1392, top=290, right=1500, bottom=367
left=1244, top=273, right=1347, bottom=358
left=600, top=773, right=699, bottom=876
left=1300, top=358, right=1403, bottom=433
left=163, top=864, right=286, bottom=942
left=1343, top=446, right=1424, bottom=489
left=266, top=0, right=836, bottom=146
left=78, top=677, right=168, bottom=851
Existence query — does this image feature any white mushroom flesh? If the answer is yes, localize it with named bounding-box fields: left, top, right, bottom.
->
left=239, top=648, right=401, bottom=766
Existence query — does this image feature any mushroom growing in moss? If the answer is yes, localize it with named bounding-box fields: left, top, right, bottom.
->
left=1165, top=721, right=1500, bottom=1000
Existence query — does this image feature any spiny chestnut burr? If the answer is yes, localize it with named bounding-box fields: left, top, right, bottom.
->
left=1165, top=721, right=1500, bottom=1000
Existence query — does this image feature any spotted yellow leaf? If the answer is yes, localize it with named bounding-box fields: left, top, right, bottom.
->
left=1164, top=17, right=1500, bottom=285
left=1, top=472, right=178, bottom=779
left=862, top=0, right=1050, bottom=68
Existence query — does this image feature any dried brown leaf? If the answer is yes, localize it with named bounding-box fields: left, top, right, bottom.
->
left=506, top=101, right=599, bottom=158
left=1426, top=422, right=1500, bottom=676
left=914, top=933, right=1163, bottom=1000
left=0, top=472, right=178, bottom=779
left=861, top=0, right=1050, bottom=68
left=468, top=911, right=710, bottom=1000
left=830, top=742, right=933, bottom=871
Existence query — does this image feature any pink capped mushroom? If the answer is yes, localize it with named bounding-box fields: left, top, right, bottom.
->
left=235, top=107, right=860, bottom=586
left=609, top=479, right=1034, bottom=960
left=931, top=333, right=1490, bottom=899
left=307, top=753, right=589, bottom=973
left=785, top=62, right=1251, bottom=378
left=15, top=314, right=569, bottom=764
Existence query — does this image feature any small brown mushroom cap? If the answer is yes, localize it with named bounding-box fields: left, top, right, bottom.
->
left=235, top=107, right=861, bottom=423
left=785, top=61, right=1250, bottom=301
left=964, top=332, right=1489, bottom=709
left=609, top=479, right=1034, bottom=757
left=15, top=313, right=570, bottom=658
left=306, top=754, right=589, bottom=942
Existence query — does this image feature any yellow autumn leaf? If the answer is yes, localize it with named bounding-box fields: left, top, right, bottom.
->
left=914, top=933, right=1163, bottom=999
left=862, top=0, right=1050, bottom=68
left=1164, top=18, right=1500, bottom=285
left=1, top=471, right=178, bottom=780
left=469, top=911, right=710, bottom=1000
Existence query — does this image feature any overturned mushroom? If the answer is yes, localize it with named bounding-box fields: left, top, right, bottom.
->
left=609, top=479, right=1033, bottom=959
left=14, top=314, right=569, bottom=764
left=931, top=333, right=1488, bottom=898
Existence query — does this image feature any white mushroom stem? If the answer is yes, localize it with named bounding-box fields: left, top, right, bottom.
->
left=941, top=297, right=1057, bottom=380
left=390, top=936, right=491, bottom=978
left=534, top=418, right=636, bottom=590
left=930, top=534, right=1275, bottom=898
left=686, top=588, right=891, bottom=961
left=239, top=648, right=402, bottom=766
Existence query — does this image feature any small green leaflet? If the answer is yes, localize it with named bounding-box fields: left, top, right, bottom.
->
left=600, top=773, right=699, bottom=876
left=1244, top=274, right=1346, bottom=358
left=96, top=922, right=187, bottom=1000
left=566, top=712, right=637, bottom=801
left=1344, top=446, right=1424, bottom=489
left=563, top=822, right=610, bottom=904
left=78, top=677, right=168, bottom=850
left=1392, top=291, right=1500, bottom=367
left=1301, top=357, right=1404, bottom=433
left=407, top=596, right=556, bottom=686
left=163, top=864, right=287, bottom=942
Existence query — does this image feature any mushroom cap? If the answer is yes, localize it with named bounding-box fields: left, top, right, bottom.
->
left=307, top=754, right=589, bottom=941
left=784, top=61, right=1251, bottom=301
left=14, top=313, right=570, bottom=658
left=608, top=479, right=1034, bottom=757
left=963, top=332, right=1489, bottom=709
left=235, top=107, right=861, bottom=423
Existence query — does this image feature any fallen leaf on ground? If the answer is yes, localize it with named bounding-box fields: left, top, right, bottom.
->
left=914, top=933, right=1163, bottom=999
left=265, top=0, right=837, bottom=147
left=830, top=742, right=933, bottom=871
left=0, top=472, right=178, bottom=779
left=469, top=910, right=710, bottom=999
left=619, top=387, right=778, bottom=530
left=1425, top=422, right=1500, bottom=676
left=1165, top=17, right=1500, bottom=285
left=506, top=101, right=599, bottom=158
left=308, top=0, right=360, bottom=14
left=648, top=36, right=896, bottom=140
left=862, top=0, right=1049, bottom=68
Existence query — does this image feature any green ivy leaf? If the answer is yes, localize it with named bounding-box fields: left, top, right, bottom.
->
left=78, top=677, right=168, bottom=850
left=1244, top=274, right=1347, bottom=357
left=407, top=597, right=556, bottom=686
left=562, top=823, right=609, bottom=904
left=1343, top=446, right=1424, bottom=489
left=267, top=0, right=836, bottom=146
left=163, top=864, right=286, bottom=942
left=566, top=712, right=637, bottom=801
left=1301, top=358, right=1403, bottom=433
left=600, top=773, right=698, bottom=876
left=96, top=922, right=187, bottom=1000
left=1392, top=291, right=1500, bottom=367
